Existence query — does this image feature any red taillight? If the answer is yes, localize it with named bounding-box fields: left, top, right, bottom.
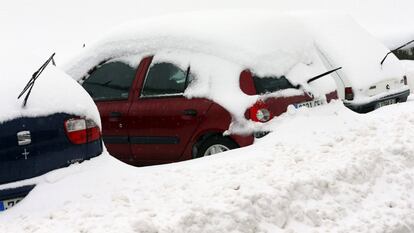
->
left=403, top=76, right=408, bottom=85
left=344, top=87, right=354, bottom=101
left=249, top=101, right=272, bottom=123
left=64, top=118, right=101, bottom=144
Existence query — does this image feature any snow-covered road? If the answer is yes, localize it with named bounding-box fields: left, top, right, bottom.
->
left=1, top=100, right=413, bottom=233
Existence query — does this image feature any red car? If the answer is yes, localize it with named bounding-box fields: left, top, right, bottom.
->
left=66, top=13, right=338, bottom=166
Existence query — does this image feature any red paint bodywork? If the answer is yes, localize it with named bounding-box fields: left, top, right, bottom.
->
left=94, top=56, right=337, bottom=166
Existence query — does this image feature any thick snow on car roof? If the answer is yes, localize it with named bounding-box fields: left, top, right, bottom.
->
left=0, top=46, right=100, bottom=125
left=64, top=11, right=316, bottom=81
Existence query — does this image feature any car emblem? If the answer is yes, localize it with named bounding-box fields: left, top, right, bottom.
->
left=386, top=84, right=390, bottom=90
left=21, top=149, right=30, bottom=160
left=17, top=131, right=31, bottom=146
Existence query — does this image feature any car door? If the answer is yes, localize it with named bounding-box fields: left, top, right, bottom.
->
left=82, top=59, right=140, bottom=162
left=128, top=58, right=212, bottom=164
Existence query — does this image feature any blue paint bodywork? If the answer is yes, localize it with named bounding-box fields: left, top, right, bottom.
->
left=0, top=113, right=102, bottom=208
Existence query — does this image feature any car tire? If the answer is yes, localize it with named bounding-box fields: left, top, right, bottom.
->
left=195, top=135, right=239, bottom=158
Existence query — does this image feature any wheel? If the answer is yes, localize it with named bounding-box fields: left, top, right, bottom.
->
left=195, top=135, right=239, bottom=158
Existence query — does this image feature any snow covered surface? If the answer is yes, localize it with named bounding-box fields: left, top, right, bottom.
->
left=0, top=46, right=100, bottom=125
left=1, top=99, right=414, bottom=233
left=402, top=60, right=414, bottom=93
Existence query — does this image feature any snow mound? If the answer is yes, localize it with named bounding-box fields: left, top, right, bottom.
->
left=1, top=100, right=414, bottom=233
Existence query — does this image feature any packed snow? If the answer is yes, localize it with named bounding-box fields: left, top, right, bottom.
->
left=0, top=47, right=100, bottom=125
left=1, top=99, right=414, bottom=233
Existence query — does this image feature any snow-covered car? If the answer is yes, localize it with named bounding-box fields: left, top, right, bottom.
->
left=64, top=11, right=338, bottom=166
left=304, top=15, right=410, bottom=113
left=0, top=53, right=103, bottom=211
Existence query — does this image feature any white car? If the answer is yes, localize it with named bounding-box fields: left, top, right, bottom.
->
left=304, top=15, right=410, bottom=113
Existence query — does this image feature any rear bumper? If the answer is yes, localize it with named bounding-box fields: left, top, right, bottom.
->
left=345, top=89, right=410, bottom=113
left=0, top=185, right=35, bottom=211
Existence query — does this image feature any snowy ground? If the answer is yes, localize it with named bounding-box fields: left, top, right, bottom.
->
left=1, top=100, right=414, bottom=233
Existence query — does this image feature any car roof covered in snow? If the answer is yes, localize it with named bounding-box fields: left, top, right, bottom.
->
left=0, top=46, right=100, bottom=125
left=64, top=10, right=319, bottom=82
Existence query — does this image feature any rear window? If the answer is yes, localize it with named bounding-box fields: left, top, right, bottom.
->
left=253, top=76, right=297, bottom=94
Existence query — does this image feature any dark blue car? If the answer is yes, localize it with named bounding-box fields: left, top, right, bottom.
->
left=0, top=54, right=103, bottom=211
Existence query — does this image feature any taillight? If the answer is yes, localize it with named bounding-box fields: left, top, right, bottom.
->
left=344, top=87, right=354, bottom=101
left=64, top=118, right=101, bottom=144
left=249, top=101, right=272, bottom=123
left=403, top=76, right=408, bottom=85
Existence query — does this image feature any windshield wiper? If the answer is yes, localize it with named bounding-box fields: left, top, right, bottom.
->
left=307, top=67, right=342, bottom=84
left=18, top=53, right=56, bottom=107
left=380, top=39, right=414, bottom=66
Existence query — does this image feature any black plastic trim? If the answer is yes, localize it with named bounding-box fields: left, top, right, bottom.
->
left=345, top=89, right=410, bottom=113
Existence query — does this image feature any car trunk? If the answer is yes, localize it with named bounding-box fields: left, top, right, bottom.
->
left=0, top=113, right=99, bottom=185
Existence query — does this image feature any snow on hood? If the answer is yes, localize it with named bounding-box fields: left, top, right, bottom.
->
left=0, top=47, right=100, bottom=125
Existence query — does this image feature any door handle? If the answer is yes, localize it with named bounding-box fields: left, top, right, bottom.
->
left=183, top=109, right=197, bottom=116
left=109, top=112, right=122, bottom=118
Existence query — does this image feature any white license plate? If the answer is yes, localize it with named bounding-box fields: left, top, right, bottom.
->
left=294, top=99, right=325, bottom=108
left=0, top=197, right=23, bottom=211
left=376, top=99, right=396, bottom=108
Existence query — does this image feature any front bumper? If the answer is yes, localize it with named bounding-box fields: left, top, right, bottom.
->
left=345, top=89, right=410, bottom=113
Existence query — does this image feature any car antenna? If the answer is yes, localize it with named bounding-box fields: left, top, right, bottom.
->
left=380, top=39, right=414, bottom=67
left=18, top=53, right=56, bottom=107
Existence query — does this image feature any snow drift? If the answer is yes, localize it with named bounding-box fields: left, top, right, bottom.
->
left=1, top=100, right=414, bottom=233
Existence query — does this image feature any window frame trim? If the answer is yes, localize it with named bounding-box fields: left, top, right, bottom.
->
left=139, top=61, right=190, bottom=99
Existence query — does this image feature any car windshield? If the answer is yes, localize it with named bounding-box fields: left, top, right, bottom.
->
left=253, top=76, right=297, bottom=94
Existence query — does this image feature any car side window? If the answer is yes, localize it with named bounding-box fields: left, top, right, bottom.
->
left=141, top=62, right=189, bottom=97
left=252, top=75, right=297, bottom=95
left=82, top=61, right=137, bottom=101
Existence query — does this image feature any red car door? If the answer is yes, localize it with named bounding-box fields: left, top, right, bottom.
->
left=81, top=59, right=142, bottom=163
left=127, top=58, right=212, bottom=164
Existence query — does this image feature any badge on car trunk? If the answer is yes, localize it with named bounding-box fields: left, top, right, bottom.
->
left=17, top=131, right=31, bottom=146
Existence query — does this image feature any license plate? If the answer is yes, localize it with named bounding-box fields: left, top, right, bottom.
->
left=0, top=197, right=23, bottom=211
left=376, top=99, right=396, bottom=108
left=294, top=99, right=325, bottom=108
